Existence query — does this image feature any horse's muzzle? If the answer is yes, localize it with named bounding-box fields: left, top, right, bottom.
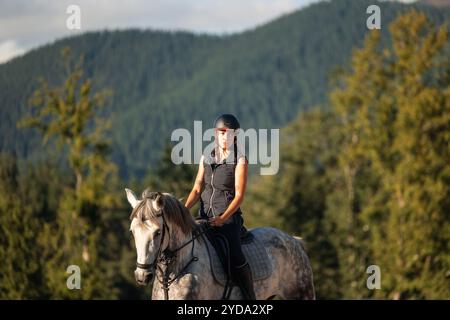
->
left=135, top=268, right=153, bottom=286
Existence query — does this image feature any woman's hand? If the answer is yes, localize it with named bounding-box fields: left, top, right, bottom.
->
left=209, top=215, right=227, bottom=227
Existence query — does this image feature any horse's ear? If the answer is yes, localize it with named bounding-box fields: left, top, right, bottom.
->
left=154, top=192, right=165, bottom=210
left=125, top=188, right=139, bottom=208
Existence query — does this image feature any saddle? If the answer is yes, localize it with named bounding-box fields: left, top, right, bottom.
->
left=196, top=219, right=273, bottom=290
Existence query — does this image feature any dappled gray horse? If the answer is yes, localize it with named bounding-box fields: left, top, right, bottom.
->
left=126, top=188, right=315, bottom=300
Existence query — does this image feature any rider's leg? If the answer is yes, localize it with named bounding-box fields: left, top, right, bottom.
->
left=215, top=214, right=256, bottom=300
left=233, top=261, right=256, bottom=300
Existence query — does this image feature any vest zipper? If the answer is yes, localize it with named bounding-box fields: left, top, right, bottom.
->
left=209, top=163, right=216, bottom=217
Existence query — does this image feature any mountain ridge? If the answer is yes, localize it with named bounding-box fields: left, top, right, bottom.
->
left=1, top=0, right=449, bottom=179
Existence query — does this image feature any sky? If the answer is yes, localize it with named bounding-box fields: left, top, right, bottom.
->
left=0, top=0, right=418, bottom=64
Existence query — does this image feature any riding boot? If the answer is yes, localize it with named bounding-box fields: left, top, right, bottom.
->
left=234, top=262, right=256, bottom=300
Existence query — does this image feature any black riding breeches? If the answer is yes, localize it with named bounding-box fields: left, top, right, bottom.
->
left=212, top=214, right=247, bottom=269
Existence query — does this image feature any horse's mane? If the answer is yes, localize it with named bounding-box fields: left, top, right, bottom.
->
left=130, top=189, right=196, bottom=235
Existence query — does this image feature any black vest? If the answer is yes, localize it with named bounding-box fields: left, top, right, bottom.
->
left=199, top=145, right=243, bottom=218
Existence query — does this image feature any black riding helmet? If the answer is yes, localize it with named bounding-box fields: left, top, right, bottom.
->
left=213, top=114, right=240, bottom=130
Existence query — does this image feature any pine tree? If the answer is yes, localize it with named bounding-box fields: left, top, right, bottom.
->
left=331, top=10, right=450, bottom=299
left=18, top=47, right=120, bottom=298
left=0, top=155, right=44, bottom=298
left=244, top=108, right=344, bottom=298
left=330, top=29, right=387, bottom=298
left=373, top=11, right=450, bottom=299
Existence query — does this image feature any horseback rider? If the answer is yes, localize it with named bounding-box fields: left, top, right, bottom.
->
left=184, top=114, right=256, bottom=300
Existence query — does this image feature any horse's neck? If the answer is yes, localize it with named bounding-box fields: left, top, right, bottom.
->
left=165, top=228, right=198, bottom=274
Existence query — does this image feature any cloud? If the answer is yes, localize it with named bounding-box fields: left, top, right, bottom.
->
left=0, top=0, right=319, bottom=63
left=0, top=40, right=25, bottom=64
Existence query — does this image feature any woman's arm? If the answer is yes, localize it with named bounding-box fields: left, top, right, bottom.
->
left=184, top=155, right=205, bottom=210
left=210, top=156, right=248, bottom=226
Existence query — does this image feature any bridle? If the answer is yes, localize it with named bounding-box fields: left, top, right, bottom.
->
left=135, top=210, right=169, bottom=271
left=135, top=194, right=205, bottom=300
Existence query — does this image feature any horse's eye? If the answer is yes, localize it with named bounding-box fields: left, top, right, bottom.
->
left=155, top=230, right=161, bottom=237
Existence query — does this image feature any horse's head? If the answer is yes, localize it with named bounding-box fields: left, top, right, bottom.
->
left=126, top=188, right=169, bottom=286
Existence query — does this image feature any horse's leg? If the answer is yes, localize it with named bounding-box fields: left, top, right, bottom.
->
left=153, top=262, right=226, bottom=299
left=149, top=273, right=202, bottom=299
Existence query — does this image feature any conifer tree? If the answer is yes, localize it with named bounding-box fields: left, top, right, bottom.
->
left=19, top=48, right=119, bottom=298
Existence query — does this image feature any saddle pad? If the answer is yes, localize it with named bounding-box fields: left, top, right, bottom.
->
left=205, top=231, right=273, bottom=286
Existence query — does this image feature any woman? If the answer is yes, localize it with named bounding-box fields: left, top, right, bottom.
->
left=184, top=114, right=256, bottom=300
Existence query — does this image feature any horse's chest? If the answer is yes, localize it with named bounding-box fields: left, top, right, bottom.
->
left=152, top=273, right=201, bottom=300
